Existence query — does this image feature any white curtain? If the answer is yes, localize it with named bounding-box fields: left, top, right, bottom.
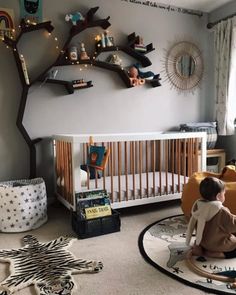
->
left=214, top=17, right=236, bottom=135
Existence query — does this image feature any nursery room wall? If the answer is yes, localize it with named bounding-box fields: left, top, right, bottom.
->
left=0, top=0, right=213, bottom=195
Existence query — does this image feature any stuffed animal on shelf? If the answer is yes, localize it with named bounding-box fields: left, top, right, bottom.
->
left=133, top=63, right=155, bottom=80
left=128, top=66, right=145, bottom=87
left=107, top=54, right=122, bottom=66
left=65, top=12, right=85, bottom=25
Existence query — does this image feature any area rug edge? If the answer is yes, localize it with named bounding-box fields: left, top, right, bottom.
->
left=138, top=214, right=231, bottom=295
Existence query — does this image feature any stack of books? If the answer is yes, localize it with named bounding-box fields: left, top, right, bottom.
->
left=134, top=44, right=147, bottom=52
left=75, top=189, right=112, bottom=220
left=72, top=79, right=92, bottom=88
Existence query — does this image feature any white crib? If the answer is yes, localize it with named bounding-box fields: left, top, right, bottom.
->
left=53, top=132, right=207, bottom=210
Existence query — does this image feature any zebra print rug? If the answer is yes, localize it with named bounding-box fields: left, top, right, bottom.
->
left=138, top=215, right=236, bottom=295
left=0, top=235, right=103, bottom=295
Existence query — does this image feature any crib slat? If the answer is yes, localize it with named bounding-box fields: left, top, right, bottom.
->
left=158, top=141, right=162, bottom=195
left=146, top=141, right=149, bottom=198
left=113, top=142, right=116, bottom=176
left=152, top=140, right=156, bottom=196
left=64, top=142, right=69, bottom=200
left=60, top=141, right=65, bottom=196
left=183, top=139, right=187, bottom=184
left=58, top=141, right=63, bottom=196
left=118, top=141, right=121, bottom=202
left=171, top=140, right=175, bottom=194
left=66, top=142, right=71, bottom=202
left=177, top=139, right=181, bottom=193
left=165, top=140, right=169, bottom=194
left=110, top=142, right=114, bottom=203
left=135, top=141, right=138, bottom=174
left=139, top=141, right=142, bottom=198
left=68, top=142, right=73, bottom=205
left=82, top=143, right=86, bottom=164
left=102, top=142, right=106, bottom=190
left=131, top=141, right=135, bottom=199
left=125, top=141, right=129, bottom=201
left=187, top=138, right=192, bottom=176
left=61, top=142, right=66, bottom=199
left=55, top=141, right=61, bottom=195
left=195, top=138, right=199, bottom=172
left=85, top=143, right=90, bottom=190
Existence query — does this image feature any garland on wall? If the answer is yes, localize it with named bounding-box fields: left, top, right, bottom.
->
left=120, top=0, right=203, bottom=18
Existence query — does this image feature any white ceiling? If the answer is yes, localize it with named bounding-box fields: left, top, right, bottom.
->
left=156, top=0, right=233, bottom=12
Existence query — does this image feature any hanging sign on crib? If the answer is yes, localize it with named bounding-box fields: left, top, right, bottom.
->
left=87, top=136, right=110, bottom=171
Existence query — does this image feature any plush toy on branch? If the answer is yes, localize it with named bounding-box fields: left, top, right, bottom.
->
left=87, top=136, right=110, bottom=171
left=128, top=65, right=145, bottom=87
left=107, top=54, right=122, bottom=66
left=65, top=11, right=85, bottom=25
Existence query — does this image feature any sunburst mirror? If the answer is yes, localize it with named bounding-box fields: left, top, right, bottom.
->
left=164, top=41, right=204, bottom=93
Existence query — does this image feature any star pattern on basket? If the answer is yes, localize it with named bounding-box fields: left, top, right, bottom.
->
left=0, top=179, right=47, bottom=232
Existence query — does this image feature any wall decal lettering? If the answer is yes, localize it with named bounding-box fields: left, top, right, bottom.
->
left=120, top=0, right=203, bottom=18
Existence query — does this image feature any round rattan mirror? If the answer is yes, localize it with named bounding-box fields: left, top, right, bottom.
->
left=164, top=41, right=204, bottom=93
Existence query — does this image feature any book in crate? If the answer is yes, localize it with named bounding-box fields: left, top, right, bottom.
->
left=75, top=189, right=111, bottom=220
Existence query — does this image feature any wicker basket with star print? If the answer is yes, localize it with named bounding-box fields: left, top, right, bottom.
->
left=0, top=178, right=47, bottom=232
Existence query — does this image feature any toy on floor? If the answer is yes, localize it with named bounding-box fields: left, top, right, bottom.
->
left=186, top=250, right=236, bottom=288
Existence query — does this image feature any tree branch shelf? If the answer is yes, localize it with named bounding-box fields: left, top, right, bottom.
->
left=2, top=6, right=161, bottom=178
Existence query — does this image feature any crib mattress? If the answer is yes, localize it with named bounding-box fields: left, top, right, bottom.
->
left=81, top=171, right=187, bottom=203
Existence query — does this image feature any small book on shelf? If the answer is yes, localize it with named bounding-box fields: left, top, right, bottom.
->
left=134, top=44, right=147, bottom=52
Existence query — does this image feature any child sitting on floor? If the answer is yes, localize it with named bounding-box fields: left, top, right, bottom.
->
left=186, top=176, right=236, bottom=259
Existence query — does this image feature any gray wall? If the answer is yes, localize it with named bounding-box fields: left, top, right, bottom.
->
left=0, top=0, right=214, bottom=193
left=209, top=0, right=236, bottom=24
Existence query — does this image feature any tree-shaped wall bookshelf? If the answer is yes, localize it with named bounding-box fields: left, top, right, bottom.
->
left=3, top=6, right=161, bottom=178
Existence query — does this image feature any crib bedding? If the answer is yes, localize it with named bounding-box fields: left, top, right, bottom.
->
left=81, top=171, right=187, bottom=203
